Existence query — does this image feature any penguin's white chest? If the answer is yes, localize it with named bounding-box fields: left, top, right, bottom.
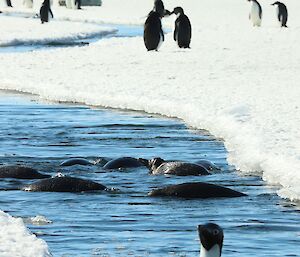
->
left=250, top=2, right=262, bottom=26
left=200, top=244, right=221, bottom=257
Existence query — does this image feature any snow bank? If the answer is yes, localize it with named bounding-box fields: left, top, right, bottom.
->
left=0, top=211, right=51, bottom=257
left=0, top=16, right=116, bottom=47
left=0, top=0, right=300, bottom=202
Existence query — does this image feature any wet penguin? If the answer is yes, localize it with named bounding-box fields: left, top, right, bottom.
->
left=248, top=0, right=262, bottom=27
left=170, top=7, right=192, bottom=48
left=40, top=0, right=54, bottom=24
left=271, top=2, right=288, bottom=27
left=143, top=11, right=164, bottom=51
left=198, top=223, right=224, bottom=257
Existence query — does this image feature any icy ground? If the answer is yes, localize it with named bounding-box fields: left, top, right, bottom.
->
left=0, top=3, right=299, bottom=254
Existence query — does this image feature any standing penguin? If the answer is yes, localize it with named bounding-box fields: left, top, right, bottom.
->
left=170, top=7, right=192, bottom=48
left=143, top=11, right=164, bottom=51
left=248, top=0, right=262, bottom=27
left=40, top=0, right=54, bottom=24
left=6, top=0, right=13, bottom=7
left=271, top=2, right=288, bottom=27
left=75, top=0, right=81, bottom=9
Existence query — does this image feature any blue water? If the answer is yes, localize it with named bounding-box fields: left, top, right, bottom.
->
left=0, top=90, right=299, bottom=257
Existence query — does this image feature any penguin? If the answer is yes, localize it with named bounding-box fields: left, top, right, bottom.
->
left=271, top=2, right=288, bottom=27
left=248, top=0, right=262, bottom=27
left=143, top=11, right=164, bottom=51
left=170, top=7, right=192, bottom=48
left=6, top=0, right=13, bottom=7
left=40, top=0, right=54, bottom=24
left=74, top=0, right=81, bottom=9
left=198, top=223, right=224, bottom=257
left=153, top=0, right=170, bottom=18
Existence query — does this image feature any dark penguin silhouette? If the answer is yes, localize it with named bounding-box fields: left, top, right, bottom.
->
left=6, top=0, right=13, bottom=7
left=0, top=165, right=50, bottom=179
left=272, top=2, right=288, bottom=27
left=103, top=157, right=144, bottom=169
left=148, top=182, right=247, bottom=198
left=22, top=176, right=106, bottom=192
left=144, top=11, right=164, bottom=51
left=139, top=157, right=210, bottom=176
left=40, top=0, right=54, bottom=24
left=198, top=223, right=224, bottom=257
left=153, top=0, right=170, bottom=17
left=75, top=0, right=81, bottom=9
left=170, top=7, right=192, bottom=48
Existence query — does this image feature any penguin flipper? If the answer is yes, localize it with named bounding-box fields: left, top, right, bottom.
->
left=49, top=8, right=54, bottom=18
left=173, top=26, right=177, bottom=41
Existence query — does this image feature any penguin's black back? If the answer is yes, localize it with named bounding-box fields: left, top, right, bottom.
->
left=40, top=0, right=50, bottom=23
left=174, top=14, right=192, bottom=48
left=277, top=2, right=288, bottom=27
left=144, top=11, right=163, bottom=51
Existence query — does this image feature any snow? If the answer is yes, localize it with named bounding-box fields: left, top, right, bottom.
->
left=0, top=211, right=51, bottom=257
left=0, top=1, right=300, bottom=202
left=0, top=16, right=116, bottom=47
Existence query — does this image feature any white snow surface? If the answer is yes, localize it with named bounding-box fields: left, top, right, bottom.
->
left=0, top=211, right=51, bottom=257
left=0, top=16, right=116, bottom=47
left=0, top=0, right=300, bottom=204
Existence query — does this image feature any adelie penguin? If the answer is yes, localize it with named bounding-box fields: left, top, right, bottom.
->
left=198, top=223, right=224, bottom=257
left=153, top=0, right=170, bottom=18
left=271, top=2, right=288, bottom=27
left=40, top=0, right=54, bottom=24
left=144, top=11, right=164, bottom=51
left=248, top=0, right=262, bottom=27
left=170, top=7, right=192, bottom=48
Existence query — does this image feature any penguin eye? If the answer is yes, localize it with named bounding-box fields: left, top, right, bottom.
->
left=212, top=229, right=219, bottom=235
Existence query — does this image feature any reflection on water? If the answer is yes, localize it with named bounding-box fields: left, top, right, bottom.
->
left=0, top=90, right=299, bottom=257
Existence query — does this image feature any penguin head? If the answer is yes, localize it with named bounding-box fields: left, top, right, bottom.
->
left=271, top=1, right=280, bottom=6
left=148, top=157, right=165, bottom=172
left=198, top=223, right=224, bottom=255
left=170, top=7, right=184, bottom=16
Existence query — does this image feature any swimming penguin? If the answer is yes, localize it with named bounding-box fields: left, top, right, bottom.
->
left=198, top=223, right=224, bottom=257
left=139, top=157, right=210, bottom=176
left=144, top=11, right=164, bottom=51
left=271, top=2, right=288, bottom=27
left=248, top=0, right=262, bottom=27
left=148, top=182, right=247, bottom=198
left=170, top=7, right=192, bottom=48
left=40, top=0, right=54, bottom=24
left=153, top=0, right=170, bottom=17
left=0, top=165, right=50, bottom=179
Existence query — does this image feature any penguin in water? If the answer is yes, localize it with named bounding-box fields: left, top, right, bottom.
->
left=248, top=0, right=262, bottom=27
left=198, top=223, right=224, bottom=257
left=271, top=2, right=288, bottom=27
left=153, top=0, right=170, bottom=18
left=170, top=7, right=192, bottom=48
left=40, top=0, right=54, bottom=24
left=143, top=11, right=164, bottom=51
